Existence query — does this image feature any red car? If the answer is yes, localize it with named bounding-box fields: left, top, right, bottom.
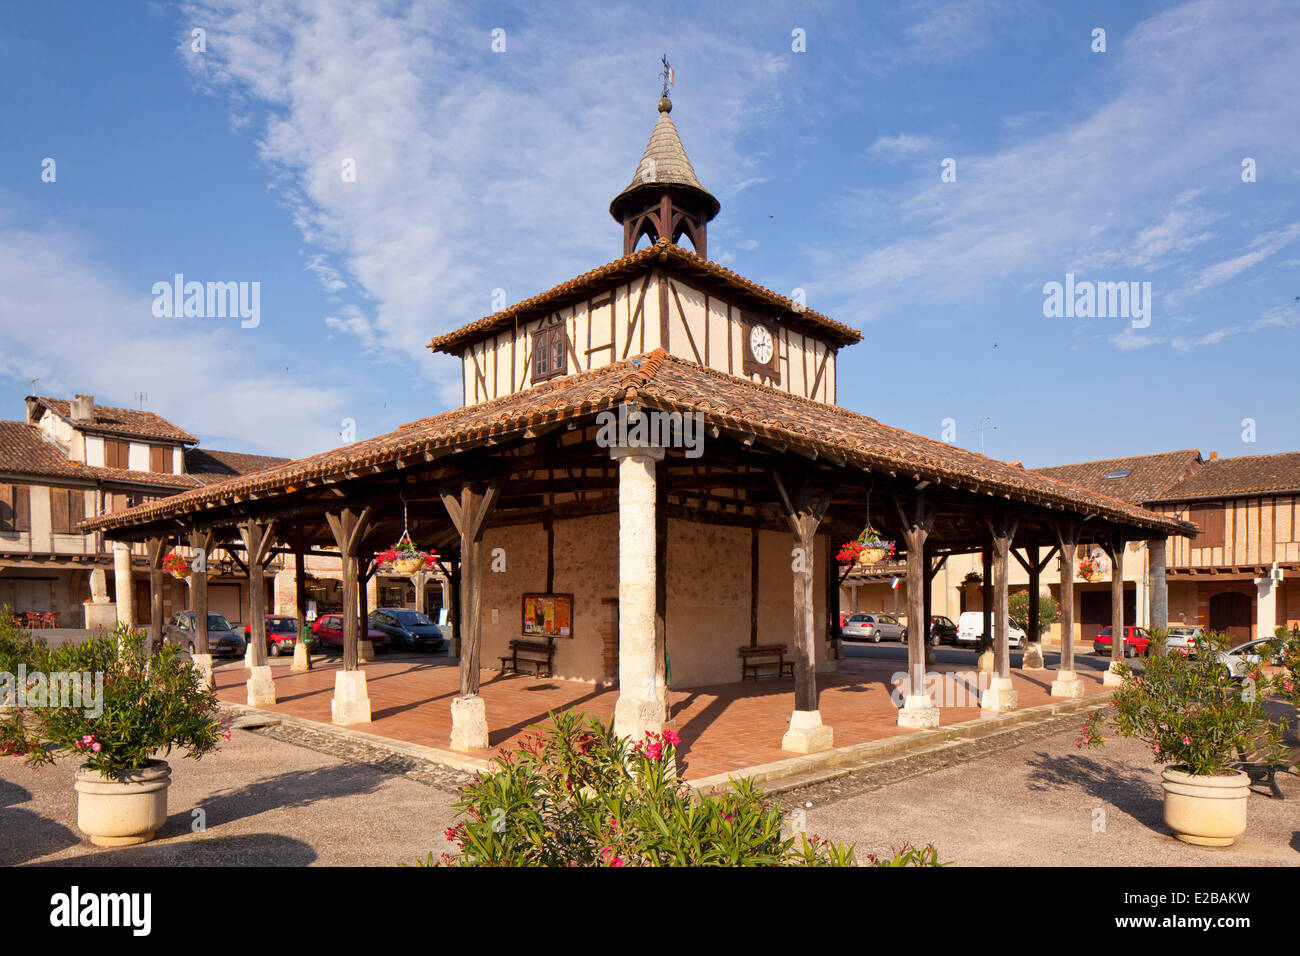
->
left=244, top=615, right=302, bottom=656
left=1093, top=625, right=1151, bottom=658
left=311, top=614, right=389, bottom=650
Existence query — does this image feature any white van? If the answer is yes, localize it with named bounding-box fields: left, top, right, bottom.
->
left=955, top=611, right=1028, bottom=649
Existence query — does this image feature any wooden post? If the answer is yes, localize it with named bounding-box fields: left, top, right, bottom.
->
left=981, top=539, right=993, bottom=641
left=1104, top=533, right=1126, bottom=683
left=1027, top=543, right=1040, bottom=645
left=894, top=492, right=939, bottom=728
left=981, top=509, right=1019, bottom=713
left=1051, top=521, right=1083, bottom=697
left=144, top=536, right=166, bottom=655
left=324, top=508, right=373, bottom=673
left=772, top=469, right=835, bottom=752
left=239, top=518, right=278, bottom=669
left=187, top=530, right=212, bottom=655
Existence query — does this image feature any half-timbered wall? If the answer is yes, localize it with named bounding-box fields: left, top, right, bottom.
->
left=459, top=269, right=838, bottom=406
left=1154, top=497, right=1300, bottom=569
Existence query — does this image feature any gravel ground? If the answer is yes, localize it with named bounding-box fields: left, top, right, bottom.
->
left=0, top=727, right=464, bottom=867
left=789, top=728, right=1300, bottom=866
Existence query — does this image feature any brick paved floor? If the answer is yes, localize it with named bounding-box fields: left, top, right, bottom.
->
left=214, top=654, right=1105, bottom=781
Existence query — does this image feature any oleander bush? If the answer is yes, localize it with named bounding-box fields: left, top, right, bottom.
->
left=420, top=709, right=944, bottom=867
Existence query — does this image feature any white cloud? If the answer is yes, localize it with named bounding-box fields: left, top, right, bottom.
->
left=867, top=133, right=939, bottom=161
left=1189, top=222, right=1300, bottom=291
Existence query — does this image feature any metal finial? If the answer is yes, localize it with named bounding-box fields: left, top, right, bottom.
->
left=659, top=54, right=673, bottom=99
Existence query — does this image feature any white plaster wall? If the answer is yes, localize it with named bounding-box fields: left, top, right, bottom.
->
left=127, top=442, right=149, bottom=472
left=84, top=435, right=105, bottom=467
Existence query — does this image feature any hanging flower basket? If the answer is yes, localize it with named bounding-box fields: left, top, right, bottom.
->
left=375, top=531, right=438, bottom=576
left=161, top=552, right=191, bottom=580
left=858, top=546, right=888, bottom=566
left=836, top=528, right=896, bottom=568
left=1078, top=554, right=1106, bottom=583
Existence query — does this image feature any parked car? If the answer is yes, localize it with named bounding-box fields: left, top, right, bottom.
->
left=163, top=610, right=246, bottom=658
left=243, top=615, right=302, bottom=656
left=842, top=612, right=906, bottom=643
left=1213, top=637, right=1290, bottom=679
left=928, top=615, right=959, bottom=646
left=368, top=608, right=445, bottom=652
left=1164, top=624, right=1206, bottom=655
left=1092, top=625, right=1151, bottom=658
left=954, top=611, right=1027, bottom=650
left=310, top=614, right=389, bottom=650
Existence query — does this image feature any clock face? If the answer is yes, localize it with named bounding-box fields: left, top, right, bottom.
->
left=749, top=324, right=774, bottom=365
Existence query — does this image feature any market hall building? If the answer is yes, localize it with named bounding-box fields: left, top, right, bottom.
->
left=85, top=94, right=1194, bottom=755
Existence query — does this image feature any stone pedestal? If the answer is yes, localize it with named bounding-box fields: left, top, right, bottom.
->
left=981, top=675, right=1018, bottom=714
left=190, top=653, right=214, bottom=689
left=331, top=670, right=371, bottom=725
left=1021, top=642, right=1046, bottom=670
left=358, top=639, right=375, bottom=663
left=977, top=649, right=995, bottom=673
left=449, top=694, right=488, bottom=751
left=245, top=665, right=276, bottom=707
left=291, top=642, right=311, bottom=673
left=1050, top=669, right=1086, bottom=698
left=781, top=709, right=834, bottom=754
left=1103, top=662, right=1125, bottom=686
left=897, top=694, right=940, bottom=729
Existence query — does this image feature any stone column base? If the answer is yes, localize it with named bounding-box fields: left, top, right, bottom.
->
left=190, top=653, right=214, bottom=689
left=781, top=709, right=834, bottom=754
left=1021, top=643, right=1046, bottom=670
left=1050, top=669, right=1086, bottom=697
left=977, top=650, right=995, bottom=673
left=246, top=665, right=276, bottom=707
left=897, top=695, right=940, bottom=729
left=358, top=639, right=375, bottom=663
left=291, top=643, right=311, bottom=673
left=450, top=695, right=488, bottom=751
left=613, top=694, right=666, bottom=742
left=331, top=670, right=371, bottom=725
left=981, top=675, right=1018, bottom=714
left=1103, top=662, right=1125, bottom=686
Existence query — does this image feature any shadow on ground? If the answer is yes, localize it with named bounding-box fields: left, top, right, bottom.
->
left=1023, top=750, right=1164, bottom=830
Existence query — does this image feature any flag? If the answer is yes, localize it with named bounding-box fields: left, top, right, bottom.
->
left=667, top=65, right=675, bottom=86
left=890, top=576, right=899, bottom=590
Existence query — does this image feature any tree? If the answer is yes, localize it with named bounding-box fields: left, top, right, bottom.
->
left=1009, top=589, right=1059, bottom=637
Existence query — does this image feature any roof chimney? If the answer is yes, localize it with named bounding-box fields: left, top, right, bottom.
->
left=71, top=395, right=95, bottom=423
left=1209, top=450, right=1218, bottom=461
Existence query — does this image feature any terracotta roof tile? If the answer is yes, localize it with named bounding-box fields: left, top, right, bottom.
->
left=33, top=397, right=197, bottom=444
left=1035, top=450, right=1203, bottom=504
left=84, top=352, right=1192, bottom=537
left=1150, top=451, right=1300, bottom=500
left=0, top=420, right=199, bottom=489
left=185, top=448, right=291, bottom=486
left=426, top=241, right=861, bottom=354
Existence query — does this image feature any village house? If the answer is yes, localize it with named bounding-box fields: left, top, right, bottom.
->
left=85, top=93, right=1193, bottom=754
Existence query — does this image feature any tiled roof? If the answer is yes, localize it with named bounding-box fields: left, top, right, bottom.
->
left=84, top=352, right=1193, bottom=537
left=608, top=97, right=719, bottom=222
left=0, top=420, right=198, bottom=489
left=1149, top=451, right=1300, bottom=500
left=32, top=397, right=197, bottom=444
left=185, top=448, right=291, bottom=486
left=1035, top=450, right=1203, bottom=504
left=426, top=240, right=862, bottom=354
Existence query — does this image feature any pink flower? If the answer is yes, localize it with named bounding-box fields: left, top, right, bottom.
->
left=662, top=729, right=680, bottom=746
left=645, top=742, right=663, bottom=761
left=91, top=742, right=101, bottom=752
left=1182, top=736, right=1190, bottom=746
left=82, top=735, right=93, bottom=743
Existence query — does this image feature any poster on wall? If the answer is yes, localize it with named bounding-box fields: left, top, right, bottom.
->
left=522, top=593, right=574, bottom=638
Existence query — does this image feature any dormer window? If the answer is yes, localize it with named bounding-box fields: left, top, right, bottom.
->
left=1105, top=469, right=1131, bottom=479
left=531, top=323, right=568, bottom=383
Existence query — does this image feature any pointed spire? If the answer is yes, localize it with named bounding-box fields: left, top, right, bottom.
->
left=609, top=95, right=720, bottom=227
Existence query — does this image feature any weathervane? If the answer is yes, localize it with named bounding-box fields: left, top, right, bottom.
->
left=659, top=54, right=674, bottom=98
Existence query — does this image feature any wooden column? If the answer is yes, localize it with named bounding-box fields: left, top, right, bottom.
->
left=440, top=478, right=504, bottom=699
left=293, top=530, right=308, bottom=634
left=894, top=492, right=939, bottom=727
left=187, top=530, right=212, bottom=655
left=981, top=539, right=993, bottom=640
left=1104, top=533, right=1126, bottom=679
left=239, top=518, right=278, bottom=668
left=325, top=508, right=373, bottom=672
left=1051, top=521, right=1083, bottom=697
left=773, top=469, right=835, bottom=752
left=144, top=536, right=166, bottom=654
left=981, top=509, right=1019, bottom=713
left=413, top=570, right=427, bottom=615
left=1027, top=543, right=1040, bottom=644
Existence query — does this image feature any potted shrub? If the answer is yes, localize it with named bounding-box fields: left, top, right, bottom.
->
left=416, top=710, right=940, bottom=867
left=375, top=532, right=438, bottom=577
left=162, top=551, right=191, bottom=580
left=1079, top=631, right=1277, bottom=846
left=23, top=625, right=226, bottom=846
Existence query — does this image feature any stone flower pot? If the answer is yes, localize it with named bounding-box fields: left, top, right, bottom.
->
left=857, top=547, right=887, bottom=566
left=74, top=759, right=171, bottom=847
left=1161, top=766, right=1249, bottom=847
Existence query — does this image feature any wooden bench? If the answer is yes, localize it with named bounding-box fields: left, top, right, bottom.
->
left=739, top=644, right=795, bottom=682
left=500, top=638, right=556, bottom=677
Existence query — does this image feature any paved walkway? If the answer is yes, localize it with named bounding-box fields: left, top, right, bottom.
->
left=214, top=654, right=1104, bottom=780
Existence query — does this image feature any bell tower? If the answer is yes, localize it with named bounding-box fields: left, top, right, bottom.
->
left=609, top=67, right=719, bottom=258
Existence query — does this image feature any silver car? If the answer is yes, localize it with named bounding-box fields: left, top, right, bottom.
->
left=1213, top=638, right=1282, bottom=679
left=1164, top=625, right=1205, bottom=654
left=842, top=613, right=906, bottom=643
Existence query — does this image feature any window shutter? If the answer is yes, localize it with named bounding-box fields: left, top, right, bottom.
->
left=14, top=485, right=29, bottom=532
left=0, top=483, right=12, bottom=532
left=51, top=488, right=69, bottom=533
left=70, top=489, right=85, bottom=527
left=150, top=446, right=169, bottom=472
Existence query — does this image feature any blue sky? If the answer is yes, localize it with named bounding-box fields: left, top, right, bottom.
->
left=1, top=0, right=1296, bottom=467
